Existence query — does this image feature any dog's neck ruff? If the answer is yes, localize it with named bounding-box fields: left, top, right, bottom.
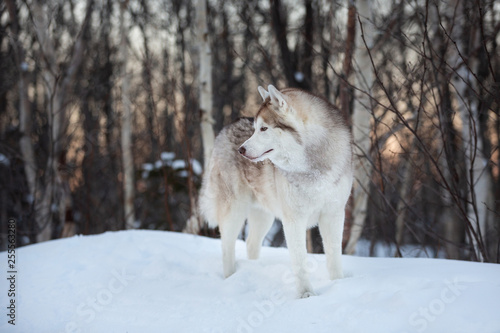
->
left=281, top=169, right=323, bottom=186
left=270, top=156, right=322, bottom=184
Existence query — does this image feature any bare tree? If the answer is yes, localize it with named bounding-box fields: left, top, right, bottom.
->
left=119, top=0, right=136, bottom=230
left=27, top=0, right=94, bottom=242
left=6, top=0, right=35, bottom=212
left=185, top=0, right=215, bottom=234
left=446, top=0, right=493, bottom=261
left=1, top=0, right=498, bottom=260
left=270, top=0, right=313, bottom=90
left=197, top=0, right=215, bottom=170
left=339, top=1, right=356, bottom=120
left=344, top=0, right=375, bottom=255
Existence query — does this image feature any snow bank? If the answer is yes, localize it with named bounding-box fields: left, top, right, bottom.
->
left=1, top=230, right=499, bottom=333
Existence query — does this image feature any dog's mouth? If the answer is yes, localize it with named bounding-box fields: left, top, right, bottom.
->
left=246, top=149, right=273, bottom=161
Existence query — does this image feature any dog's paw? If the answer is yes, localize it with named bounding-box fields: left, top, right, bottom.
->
left=300, top=291, right=316, bottom=299
left=329, top=272, right=344, bottom=280
left=223, top=266, right=236, bottom=279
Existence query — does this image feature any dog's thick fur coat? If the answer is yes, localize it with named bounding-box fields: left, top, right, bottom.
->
left=200, top=85, right=353, bottom=298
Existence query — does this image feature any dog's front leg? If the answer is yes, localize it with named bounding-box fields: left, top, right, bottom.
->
left=282, top=219, right=315, bottom=298
left=318, top=208, right=344, bottom=280
left=221, top=233, right=236, bottom=278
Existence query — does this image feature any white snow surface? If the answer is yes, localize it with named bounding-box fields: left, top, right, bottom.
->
left=2, top=230, right=499, bottom=333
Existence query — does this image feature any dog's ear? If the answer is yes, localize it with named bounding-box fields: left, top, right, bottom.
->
left=268, top=85, right=287, bottom=109
left=258, top=86, right=269, bottom=101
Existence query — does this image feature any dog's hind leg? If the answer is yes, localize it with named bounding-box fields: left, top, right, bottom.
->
left=219, top=206, right=247, bottom=278
left=246, top=208, right=274, bottom=260
left=318, top=207, right=345, bottom=280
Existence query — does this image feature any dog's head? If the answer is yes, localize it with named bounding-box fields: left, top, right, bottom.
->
left=238, top=85, right=303, bottom=166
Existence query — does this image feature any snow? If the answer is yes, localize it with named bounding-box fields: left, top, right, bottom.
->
left=140, top=156, right=201, bottom=179
left=142, top=163, right=154, bottom=171
left=177, top=170, right=189, bottom=178
left=294, top=71, right=304, bottom=82
left=154, top=160, right=163, bottom=169
left=171, top=159, right=203, bottom=176
left=2, top=230, right=499, bottom=333
left=191, top=159, right=203, bottom=176
left=0, top=153, right=10, bottom=166
left=171, top=159, right=187, bottom=170
left=161, top=152, right=176, bottom=161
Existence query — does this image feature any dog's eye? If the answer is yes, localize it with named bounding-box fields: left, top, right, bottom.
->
left=260, top=127, right=268, bottom=132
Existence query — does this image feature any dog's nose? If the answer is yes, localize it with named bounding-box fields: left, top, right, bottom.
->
left=238, top=146, right=246, bottom=155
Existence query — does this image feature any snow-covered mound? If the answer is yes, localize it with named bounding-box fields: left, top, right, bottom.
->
left=2, top=230, right=499, bottom=333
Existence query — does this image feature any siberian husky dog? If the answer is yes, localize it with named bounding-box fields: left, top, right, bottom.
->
left=199, top=85, right=352, bottom=298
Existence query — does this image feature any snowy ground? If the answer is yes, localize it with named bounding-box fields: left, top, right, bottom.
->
left=1, top=230, right=499, bottom=333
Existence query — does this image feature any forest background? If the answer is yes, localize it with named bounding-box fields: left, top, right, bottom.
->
left=0, top=0, right=498, bottom=263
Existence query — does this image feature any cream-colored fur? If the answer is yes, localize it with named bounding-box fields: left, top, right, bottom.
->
left=199, top=85, right=352, bottom=298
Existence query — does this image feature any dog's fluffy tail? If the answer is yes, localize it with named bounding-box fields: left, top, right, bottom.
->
left=199, top=118, right=254, bottom=228
left=199, top=168, right=220, bottom=228
left=199, top=157, right=237, bottom=228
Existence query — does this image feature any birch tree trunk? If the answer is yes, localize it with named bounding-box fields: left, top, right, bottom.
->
left=197, top=0, right=215, bottom=169
left=184, top=0, right=215, bottom=234
left=119, top=0, right=136, bottom=230
left=345, top=0, right=374, bottom=255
